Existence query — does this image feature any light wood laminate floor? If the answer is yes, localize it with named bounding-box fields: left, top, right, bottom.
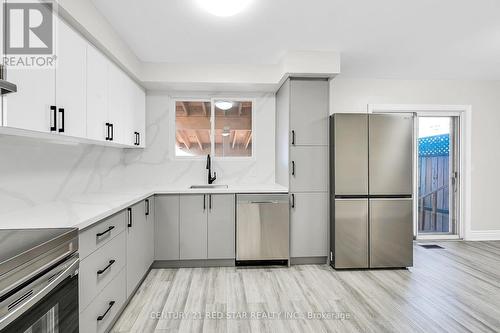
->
left=111, top=241, right=500, bottom=332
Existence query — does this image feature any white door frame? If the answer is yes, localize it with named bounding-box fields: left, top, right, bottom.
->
left=367, top=104, right=471, bottom=240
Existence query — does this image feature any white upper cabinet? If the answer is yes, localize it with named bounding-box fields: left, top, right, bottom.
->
left=108, top=62, right=130, bottom=145
left=1, top=0, right=56, bottom=133
left=86, top=45, right=109, bottom=142
left=133, top=83, right=146, bottom=147
left=3, top=68, right=56, bottom=133
left=55, top=18, right=87, bottom=138
left=1, top=9, right=145, bottom=148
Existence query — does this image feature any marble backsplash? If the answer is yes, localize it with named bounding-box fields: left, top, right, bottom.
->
left=0, top=135, right=127, bottom=215
left=0, top=92, right=276, bottom=215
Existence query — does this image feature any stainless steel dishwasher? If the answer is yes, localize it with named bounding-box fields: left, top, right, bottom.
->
left=236, top=194, right=289, bottom=265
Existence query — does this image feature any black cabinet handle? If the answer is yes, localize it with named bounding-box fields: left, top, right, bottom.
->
left=134, top=131, right=141, bottom=146
left=291, top=130, right=295, bottom=145
left=50, top=106, right=57, bottom=131
left=96, top=226, right=115, bottom=237
left=291, top=194, right=295, bottom=208
left=97, top=260, right=115, bottom=275
left=110, top=123, right=114, bottom=141
left=58, top=108, right=65, bottom=133
left=145, top=199, right=149, bottom=216
left=203, top=194, right=206, bottom=211
left=97, top=301, right=115, bottom=321
left=292, top=161, right=295, bottom=176
left=127, top=207, right=132, bottom=227
left=105, top=123, right=110, bottom=141
left=209, top=195, right=212, bottom=210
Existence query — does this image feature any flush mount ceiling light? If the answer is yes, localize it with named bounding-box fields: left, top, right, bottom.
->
left=196, top=0, right=252, bottom=17
left=215, top=101, right=233, bottom=110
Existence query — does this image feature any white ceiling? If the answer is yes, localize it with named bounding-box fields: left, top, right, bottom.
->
left=91, top=0, right=500, bottom=79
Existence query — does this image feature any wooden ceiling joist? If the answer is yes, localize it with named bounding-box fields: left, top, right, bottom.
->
left=176, top=116, right=251, bottom=130
left=232, top=130, right=239, bottom=149
left=180, top=102, right=189, bottom=115
left=177, top=130, right=191, bottom=150
left=201, top=102, right=207, bottom=116
left=245, top=132, right=252, bottom=150
left=194, top=131, right=203, bottom=151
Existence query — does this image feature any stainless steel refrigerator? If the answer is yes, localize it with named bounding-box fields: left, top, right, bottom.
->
left=330, top=113, right=414, bottom=269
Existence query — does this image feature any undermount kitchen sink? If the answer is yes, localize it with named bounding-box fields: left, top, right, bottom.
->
left=189, top=184, right=229, bottom=189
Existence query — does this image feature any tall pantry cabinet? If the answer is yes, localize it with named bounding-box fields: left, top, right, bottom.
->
left=275, top=78, right=330, bottom=262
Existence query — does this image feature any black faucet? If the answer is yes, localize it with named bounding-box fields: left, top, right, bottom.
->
left=206, top=154, right=217, bottom=184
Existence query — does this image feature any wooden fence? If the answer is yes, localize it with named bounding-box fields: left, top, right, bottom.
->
left=418, top=134, right=450, bottom=233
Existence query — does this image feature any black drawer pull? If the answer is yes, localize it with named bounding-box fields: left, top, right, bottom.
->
left=291, top=130, right=295, bottom=145
left=97, top=301, right=115, bottom=321
left=96, top=226, right=115, bottom=238
left=145, top=199, right=150, bottom=216
left=97, top=260, right=115, bottom=275
left=291, top=161, right=295, bottom=176
left=291, top=194, right=295, bottom=208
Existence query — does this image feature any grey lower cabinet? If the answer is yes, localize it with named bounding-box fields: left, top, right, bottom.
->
left=155, top=195, right=180, bottom=260
left=290, top=192, right=328, bottom=258
left=126, top=199, right=152, bottom=297
left=79, top=198, right=153, bottom=333
left=180, top=194, right=208, bottom=260
left=180, top=194, right=236, bottom=260
left=156, top=194, right=235, bottom=261
left=207, top=194, right=235, bottom=259
left=145, top=196, right=155, bottom=268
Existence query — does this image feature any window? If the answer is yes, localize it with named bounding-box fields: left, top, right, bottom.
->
left=175, top=101, right=211, bottom=157
left=175, top=99, right=253, bottom=158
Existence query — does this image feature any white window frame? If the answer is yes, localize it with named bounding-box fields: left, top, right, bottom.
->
left=171, top=97, right=255, bottom=160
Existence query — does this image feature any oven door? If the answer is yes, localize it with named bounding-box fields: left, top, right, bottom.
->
left=0, top=256, right=79, bottom=333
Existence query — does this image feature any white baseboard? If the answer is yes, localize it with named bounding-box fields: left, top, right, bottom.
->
left=465, top=230, right=500, bottom=241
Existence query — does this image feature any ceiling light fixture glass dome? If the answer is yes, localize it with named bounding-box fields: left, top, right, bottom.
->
left=215, top=101, right=233, bottom=110
left=196, top=0, right=252, bottom=17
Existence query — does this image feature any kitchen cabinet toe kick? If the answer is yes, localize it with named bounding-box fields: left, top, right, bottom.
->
left=152, top=259, right=236, bottom=269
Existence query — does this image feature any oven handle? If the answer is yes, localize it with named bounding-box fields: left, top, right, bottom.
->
left=0, top=257, right=79, bottom=331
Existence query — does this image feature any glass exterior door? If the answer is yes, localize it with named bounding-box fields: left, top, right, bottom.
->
left=417, top=116, right=459, bottom=236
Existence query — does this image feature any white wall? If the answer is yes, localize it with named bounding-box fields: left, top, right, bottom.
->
left=330, top=78, right=500, bottom=236
left=119, top=92, right=276, bottom=188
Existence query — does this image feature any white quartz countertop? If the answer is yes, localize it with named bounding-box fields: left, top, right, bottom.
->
left=0, top=184, right=288, bottom=231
